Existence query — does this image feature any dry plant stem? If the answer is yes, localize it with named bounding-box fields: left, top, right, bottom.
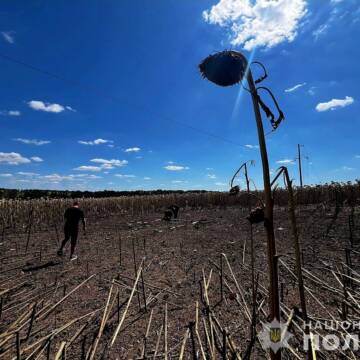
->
left=54, top=341, right=66, bottom=360
left=118, top=235, right=122, bottom=267
left=37, top=274, right=96, bottom=320
left=141, top=269, right=147, bottom=313
left=110, top=259, right=144, bottom=347
left=179, top=328, right=190, bottom=360
left=116, top=273, right=179, bottom=295
left=211, top=315, right=241, bottom=360
left=141, top=309, right=154, bottom=358
left=219, top=254, right=224, bottom=304
left=164, top=303, right=168, bottom=360
left=65, top=312, right=97, bottom=349
left=16, top=308, right=102, bottom=358
left=222, top=329, right=227, bottom=360
left=274, top=165, right=312, bottom=357
left=240, top=162, right=252, bottom=267
left=222, top=254, right=251, bottom=321
left=0, top=305, right=35, bottom=349
left=25, top=209, right=33, bottom=254
left=310, top=334, right=317, bottom=360
left=153, top=325, right=163, bottom=360
left=195, top=301, right=206, bottom=360
left=16, top=331, right=21, bottom=360
left=202, top=317, right=215, bottom=360
left=34, top=337, right=52, bottom=360
left=54, top=223, right=59, bottom=245
left=132, top=238, right=142, bottom=310
left=276, top=167, right=308, bottom=322
left=247, top=71, right=280, bottom=360
left=202, top=271, right=215, bottom=356
left=281, top=268, right=355, bottom=359
left=25, top=302, right=37, bottom=339
left=273, top=167, right=312, bottom=359
left=244, top=162, right=256, bottom=341
left=88, top=283, right=115, bottom=360
left=297, top=144, right=304, bottom=188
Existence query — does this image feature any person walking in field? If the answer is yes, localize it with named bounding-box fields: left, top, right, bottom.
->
left=57, top=201, right=86, bottom=261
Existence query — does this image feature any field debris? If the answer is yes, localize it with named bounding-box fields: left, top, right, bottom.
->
left=0, top=189, right=359, bottom=358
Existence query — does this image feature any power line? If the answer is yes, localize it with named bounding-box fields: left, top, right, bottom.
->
left=0, top=52, right=253, bottom=149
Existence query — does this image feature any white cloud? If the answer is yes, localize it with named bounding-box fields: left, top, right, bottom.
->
left=14, top=138, right=51, bottom=146
left=28, top=100, right=66, bottom=113
left=78, top=138, right=113, bottom=145
left=69, top=174, right=87, bottom=178
left=1, top=110, right=21, bottom=117
left=215, top=182, right=227, bottom=186
left=9, top=110, right=21, bottom=116
left=69, top=174, right=102, bottom=180
left=1, top=31, right=15, bottom=44
left=316, top=96, right=354, bottom=112
left=207, top=174, right=217, bottom=179
left=144, top=177, right=151, bottom=180
left=42, top=174, right=73, bottom=182
left=203, top=0, right=307, bottom=50
left=17, top=172, right=39, bottom=176
left=172, top=180, right=185, bottom=184
left=0, top=152, right=31, bottom=165
left=115, top=174, right=136, bottom=178
left=90, top=159, right=128, bottom=167
left=74, top=159, right=128, bottom=173
left=308, top=87, right=316, bottom=96
left=0, top=173, right=13, bottom=177
left=245, top=144, right=259, bottom=149
left=100, top=163, right=115, bottom=170
left=276, top=159, right=295, bottom=165
left=313, top=5, right=348, bottom=41
left=285, top=83, right=306, bottom=93
left=73, top=165, right=102, bottom=172
left=164, top=165, right=189, bottom=171
left=313, top=23, right=329, bottom=40
left=342, top=166, right=355, bottom=171
left=31, top=156, right=43, bottom=162
left=355, top=155, right=360, bottom=159
left=125, top=147, right=141, bottom=153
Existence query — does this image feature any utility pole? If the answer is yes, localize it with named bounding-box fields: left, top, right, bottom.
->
left=297, top=144, right=303, bottom=188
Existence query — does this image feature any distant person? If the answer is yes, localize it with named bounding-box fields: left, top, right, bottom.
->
left=169, top=205, right=179, bottom=219
left=162, top=205, right=180, bottom=221
left=57, top=201, right=86, bottom=260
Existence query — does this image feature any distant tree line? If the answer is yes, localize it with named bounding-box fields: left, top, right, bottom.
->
left=0, top=188, right=209, bottom=200
left=1, top=180, right=359, bottom=204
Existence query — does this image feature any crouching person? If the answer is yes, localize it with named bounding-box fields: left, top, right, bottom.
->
left=162, top=205, right=180, bottom=221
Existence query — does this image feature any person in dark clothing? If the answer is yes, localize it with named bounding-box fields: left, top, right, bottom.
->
left=162, top=205, right=180, bottom=221
left=57, top=202, right=86, bottom=260
left=168, top=205, right=179, bottom=219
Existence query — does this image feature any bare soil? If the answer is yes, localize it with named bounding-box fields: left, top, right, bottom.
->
left=0, top=204, right=359, bottom=359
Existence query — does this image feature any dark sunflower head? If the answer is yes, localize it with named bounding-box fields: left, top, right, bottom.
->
left=199, top=50, right=248, bottom=87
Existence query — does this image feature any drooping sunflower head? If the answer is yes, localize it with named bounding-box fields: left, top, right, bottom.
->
left=199, top=50, right=248, bottom=87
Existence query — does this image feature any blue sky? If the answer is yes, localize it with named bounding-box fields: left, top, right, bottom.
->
left=0, top=0, right=359, bottom=191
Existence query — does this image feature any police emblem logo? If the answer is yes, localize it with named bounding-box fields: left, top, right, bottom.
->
left=259, top=319, right=293, bottom=353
